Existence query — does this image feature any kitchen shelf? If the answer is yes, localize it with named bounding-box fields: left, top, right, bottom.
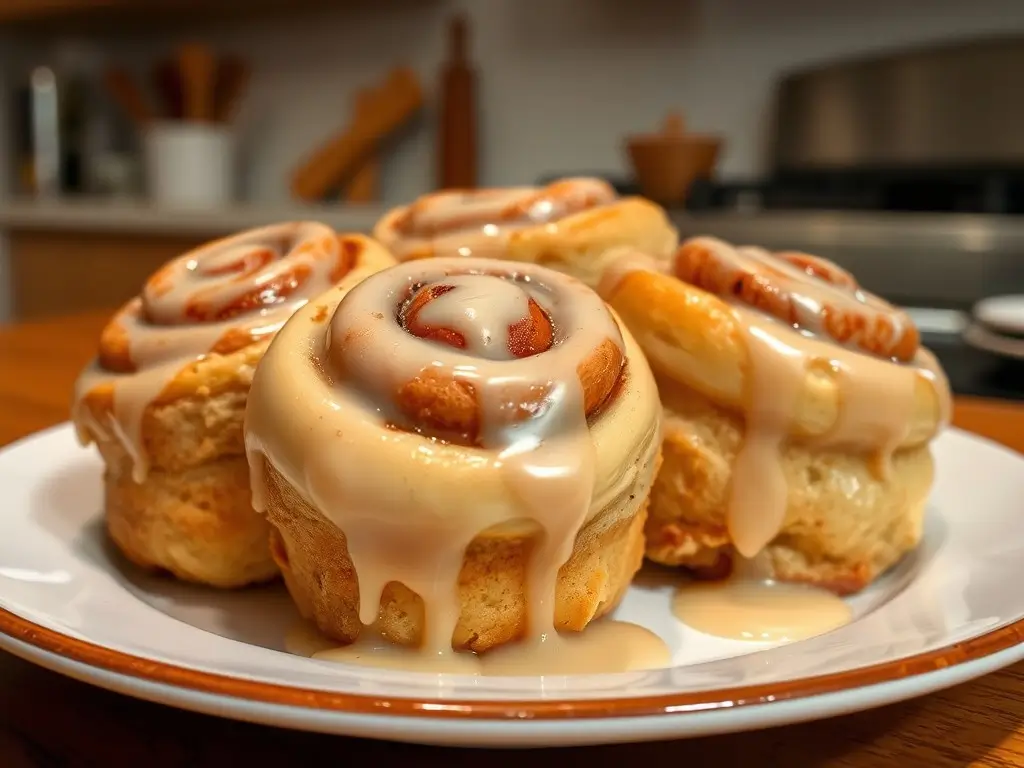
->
left=0, top=197, right=388, bottom=237
left=0, top=0, right=382, bottom=29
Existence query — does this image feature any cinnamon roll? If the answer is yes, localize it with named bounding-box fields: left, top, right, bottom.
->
left=372, top=177, right=678, bottom=289
left=245, top=257, right=662, bottom=654
left=598, top=237, right=951, bottom=594
left=72, top=224, right=396, bottom=588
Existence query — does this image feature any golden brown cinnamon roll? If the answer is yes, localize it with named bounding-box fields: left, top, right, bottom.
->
left=72, top=224, right=396, bottom=588
left=373, top=177, right=678, bottom=289
left=598, top=237, right=951, bottom=594
left=245, top=257, right=662, bottom=654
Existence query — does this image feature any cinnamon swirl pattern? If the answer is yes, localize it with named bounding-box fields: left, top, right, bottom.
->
left=72, top=224, right=396, bottom=588
left=673, top=242, right=921, bottom=362
left=245, top=257, right=662, bottom=655
left=373, top=177, right=678, bottom=290
left=599, top=237, right=951, bottom=593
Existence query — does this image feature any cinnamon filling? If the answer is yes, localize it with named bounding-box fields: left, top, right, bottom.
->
left=401, top=277, right=555, bottom=358
left=674, top=237, right=920, bottom=362
left=385, top=272, right=621, bottom=445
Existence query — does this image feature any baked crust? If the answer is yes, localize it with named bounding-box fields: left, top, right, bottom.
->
left=500, top=197, right=678, bottom=289
left=374, top=182, right=678, bottom=289
left=86, top=374, right=279, bottom=588
left=262, top=450, right=660, bottom=652
left=645, top=378, right=932, bottom=594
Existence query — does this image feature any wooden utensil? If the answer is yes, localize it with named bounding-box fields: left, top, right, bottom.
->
left=213, top=55, right=250, bottom=124
left=290, top=67, right=423, bottom=202
left=625, top=111, right=722, bottom=206
left=437, top=14, right=477, bottom=190
left=343, top=88, right=380, bottom=203
left=151, top=58, right=182, bottom=120
left=176, top=42, right=217, bottom=122
left=102, top=67, right=153, bottom=127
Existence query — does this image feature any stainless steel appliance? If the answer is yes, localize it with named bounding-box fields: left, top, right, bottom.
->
left=772, top=35, right=1024, bottom=170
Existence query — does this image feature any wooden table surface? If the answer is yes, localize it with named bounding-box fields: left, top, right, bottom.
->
left=2, top=311, right=1024, bottom=768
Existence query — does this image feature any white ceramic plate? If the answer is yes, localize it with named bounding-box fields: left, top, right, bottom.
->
left=0, top=424, right=1023, bottom=748
left=973, top=295, right=1024, bottom=337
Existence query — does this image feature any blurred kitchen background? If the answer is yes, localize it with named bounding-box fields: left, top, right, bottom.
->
left=6, top=0, right=1024, bottom=398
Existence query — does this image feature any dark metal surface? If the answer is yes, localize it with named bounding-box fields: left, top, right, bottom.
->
left=924, top=334, right=1024, bottom=401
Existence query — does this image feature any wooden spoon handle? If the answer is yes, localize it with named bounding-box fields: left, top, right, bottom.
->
left=177, top=43, right=217, bottom=122
left=343, top=89, right=380, bottom=203
left=103, top=67, right=153, bottom=126
left=290, top=67, right=423, bottom=202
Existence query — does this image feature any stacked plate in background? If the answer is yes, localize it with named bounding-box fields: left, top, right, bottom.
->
left=964, top=296, right=1024, bottom=361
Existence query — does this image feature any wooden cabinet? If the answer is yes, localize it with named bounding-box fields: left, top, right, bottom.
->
left=9, top=230, right=205, bottom=320
left=0, top=199, right=382, bottom=322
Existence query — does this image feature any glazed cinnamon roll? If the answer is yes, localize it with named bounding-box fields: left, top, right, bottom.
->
left=72, top=224, right=396, bottom=588
left=245, top=257, right=662, bottom=654
left=372, top=177, right=678, bottom=289
left=598, top=237, right=951, bottom=594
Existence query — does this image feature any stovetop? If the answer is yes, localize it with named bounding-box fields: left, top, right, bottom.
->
left=685, top=168, right=1024, bottom=215
left=540, top=168, right=1024, bottom=214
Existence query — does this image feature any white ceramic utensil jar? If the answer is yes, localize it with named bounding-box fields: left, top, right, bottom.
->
left=144, top=121, right=236, bottom=208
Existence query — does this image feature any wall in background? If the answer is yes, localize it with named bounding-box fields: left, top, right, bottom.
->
left=117, top=0, right=1024, bottom=205
left=9, top=0, right=1024, bottom=208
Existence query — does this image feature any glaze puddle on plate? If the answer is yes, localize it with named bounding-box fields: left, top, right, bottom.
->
left=673, top=580, right=852, bottom=643
left=287, top=618, right=670, bottom=675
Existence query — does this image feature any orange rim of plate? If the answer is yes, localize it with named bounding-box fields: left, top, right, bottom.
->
left=0, top=607, right=1022, bottom=719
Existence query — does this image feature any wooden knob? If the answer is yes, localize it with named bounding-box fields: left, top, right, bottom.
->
left=663, top=112, right=685, bottom=136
